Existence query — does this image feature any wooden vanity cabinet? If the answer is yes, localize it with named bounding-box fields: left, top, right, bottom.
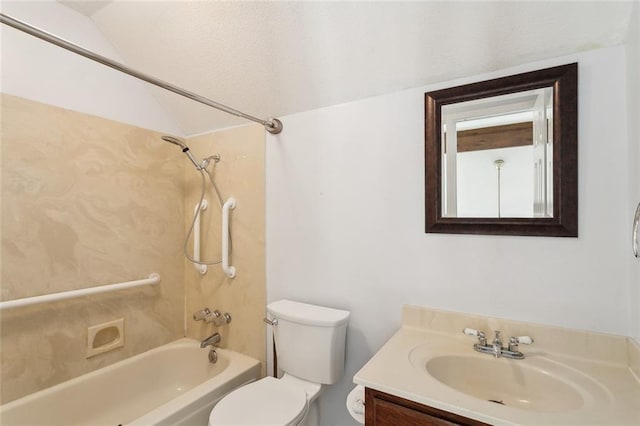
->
left=365, top=388, right=491, bottom=426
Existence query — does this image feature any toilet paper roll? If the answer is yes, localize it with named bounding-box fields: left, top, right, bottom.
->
left=346, top=385, right=365, bottom=424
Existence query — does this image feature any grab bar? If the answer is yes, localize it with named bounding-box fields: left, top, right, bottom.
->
left=193, top=199, right=208, bottom=275
left=0, top=273, right=161, bottom=310
left=633, top=202, right=640, bottom=258
left=222, top=198, right=236, bottom=278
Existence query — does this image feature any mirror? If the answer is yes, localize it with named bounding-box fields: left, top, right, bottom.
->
left=425, top=63, right=577, bottom=236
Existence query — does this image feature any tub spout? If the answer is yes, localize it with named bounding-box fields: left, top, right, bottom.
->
left=200, top=332, right=221, bottom=348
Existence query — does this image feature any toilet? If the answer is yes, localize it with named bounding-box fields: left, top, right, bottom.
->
left=209, top=299, right=350, bottom=426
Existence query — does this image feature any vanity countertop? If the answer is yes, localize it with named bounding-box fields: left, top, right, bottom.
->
left=353, top=305, right=640, bottom=426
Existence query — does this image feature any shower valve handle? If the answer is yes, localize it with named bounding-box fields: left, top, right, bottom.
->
left=206, top=310, right=232, bottom=326
left=193, top=308, right=212, bottom=321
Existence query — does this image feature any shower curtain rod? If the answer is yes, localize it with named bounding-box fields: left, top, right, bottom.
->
left=0, top=13, right=283, bottom=134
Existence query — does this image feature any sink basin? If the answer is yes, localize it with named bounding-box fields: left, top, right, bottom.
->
left=425, top=355, right=583, bottom=412
left=355, top=318, right=636, bottom=425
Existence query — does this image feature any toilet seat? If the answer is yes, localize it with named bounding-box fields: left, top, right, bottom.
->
left=209, top=377, right=308, bottom=426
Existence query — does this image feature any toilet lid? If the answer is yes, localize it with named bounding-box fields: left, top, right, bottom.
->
left=210, top=377, right=308, bottom=426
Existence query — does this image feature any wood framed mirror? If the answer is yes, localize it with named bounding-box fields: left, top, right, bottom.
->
left=425, top=63, right=578, bottom=237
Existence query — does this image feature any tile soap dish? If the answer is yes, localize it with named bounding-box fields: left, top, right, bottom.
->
left=86, top=318, right=124, bottom=358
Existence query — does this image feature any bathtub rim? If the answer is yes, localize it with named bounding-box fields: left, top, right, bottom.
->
left=129, top=341, right=261, bottom=425
left=0, top=337, right=262, bottom=424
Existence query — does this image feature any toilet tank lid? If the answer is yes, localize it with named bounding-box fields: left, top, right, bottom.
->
left=267, top=300, right=350, bottom=327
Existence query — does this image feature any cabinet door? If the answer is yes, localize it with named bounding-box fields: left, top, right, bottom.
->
left=365, top=388, right=491, bottom=426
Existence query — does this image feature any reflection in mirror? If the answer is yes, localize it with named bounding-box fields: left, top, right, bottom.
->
left=424, top=63, right=578, bottom=237
left=441, top=87, right=553, bottom=219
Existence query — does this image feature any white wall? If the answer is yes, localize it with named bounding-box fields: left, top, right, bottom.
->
left=0, top=1, right=182, bottom=135
left=626, top=2, right=640, bottom=342
left=266, top=47, right=631, bottom=425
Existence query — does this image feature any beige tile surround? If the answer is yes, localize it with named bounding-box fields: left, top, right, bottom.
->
left=185, top=126, right=266, bottom=374
left=0, top=94, right=186, bottom=403
left=0, top=95, right=267, bottom=403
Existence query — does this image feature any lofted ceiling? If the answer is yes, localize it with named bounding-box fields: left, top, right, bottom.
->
left=58, top=1, right=633, bottom=136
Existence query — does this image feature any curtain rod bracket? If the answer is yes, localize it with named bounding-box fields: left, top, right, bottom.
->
left=265, top=118, right=283, bottom=134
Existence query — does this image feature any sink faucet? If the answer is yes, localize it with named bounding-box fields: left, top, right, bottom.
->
left=200, top=332, right=221, bottom=348
left=492, top=331, right=503, bottom=358
left=463, top=328, right=533, bottom=360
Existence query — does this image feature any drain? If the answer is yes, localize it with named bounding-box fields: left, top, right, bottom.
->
left=488, top=399, right=505, bottom=405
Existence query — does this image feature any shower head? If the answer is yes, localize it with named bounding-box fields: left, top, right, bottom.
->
left=161, top=135, right=188, bottom=150
left=161, top=135, right=202, bottom=170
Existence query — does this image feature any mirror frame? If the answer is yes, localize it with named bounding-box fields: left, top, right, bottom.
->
left=425, top=63, right=578, bottom=237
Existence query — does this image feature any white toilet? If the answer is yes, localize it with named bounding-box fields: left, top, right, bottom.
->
left=209, top=299, right=350, bottom=426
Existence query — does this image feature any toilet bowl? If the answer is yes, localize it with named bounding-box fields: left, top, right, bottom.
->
left=209, top=374, right=321, bottom=426
left=208, top=300, right=350, bottom=426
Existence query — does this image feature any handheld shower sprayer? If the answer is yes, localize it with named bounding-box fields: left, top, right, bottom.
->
left=161, top=135, right=204, bottom=170
left=159, top=135, right=230, bottom=270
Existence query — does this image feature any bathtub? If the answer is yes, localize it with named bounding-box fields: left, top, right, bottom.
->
left=0, top=338, right=261, bottom=426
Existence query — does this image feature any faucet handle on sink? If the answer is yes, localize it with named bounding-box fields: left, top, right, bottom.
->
left=512, top=336, right=534, bottom=345
left=508, top=335, right=534, bottom=352
left=462, top=328, right=487, bottom=346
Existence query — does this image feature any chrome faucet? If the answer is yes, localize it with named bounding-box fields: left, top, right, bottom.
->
left=200, top=332, right=221, bottom=348
left=463, top=328, right=533, bottom=359
left=492, top=331, right=503, bottom=358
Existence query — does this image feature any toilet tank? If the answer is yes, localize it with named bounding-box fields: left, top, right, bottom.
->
left=267, top=300, right=350, bottom=385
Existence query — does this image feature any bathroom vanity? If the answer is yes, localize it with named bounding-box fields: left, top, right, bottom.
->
left=354, top=306, right=640, bottom=425
left=365, top=387, right=488, bottom=425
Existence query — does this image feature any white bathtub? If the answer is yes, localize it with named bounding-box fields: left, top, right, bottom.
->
left=0, top=338, right=261, bottom=426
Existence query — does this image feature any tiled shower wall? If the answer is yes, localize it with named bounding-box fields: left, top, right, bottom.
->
left=185, top=126, right=266, bottom=373
left=0, top=94, right=185, bottom=403
left=0, top=94, right=267, bottom=404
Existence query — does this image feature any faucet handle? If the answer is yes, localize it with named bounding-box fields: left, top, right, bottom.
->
left=510, top=335, right=534, bottom=345
left=193, top=308, right=212, bottom=321
left=463, top=327, right=483, bottom=337
left=462, top=328, right=487, bottom=345
left=206, top=310, right=232, bottom=326
left=508, top=335, right=534, bottom=352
